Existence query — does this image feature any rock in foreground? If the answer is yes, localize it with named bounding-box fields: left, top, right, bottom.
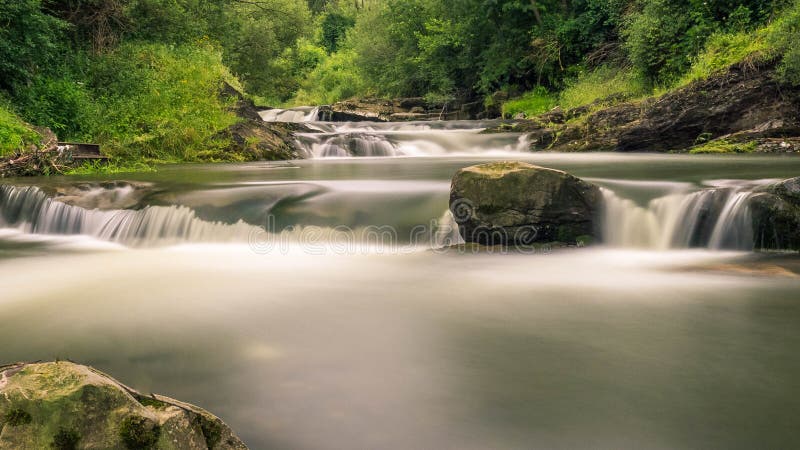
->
left=450, top=162, right=602, bottom=246
left=0, top=361, right=247, bottom=450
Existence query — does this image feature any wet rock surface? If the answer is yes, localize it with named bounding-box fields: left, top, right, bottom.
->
left=450, top=162, right=602, bottom=246
left=0, top=361, right=248, bottom=450
left=750, top=176, right=800, bottom=251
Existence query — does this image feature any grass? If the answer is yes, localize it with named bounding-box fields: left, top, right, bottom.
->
left=64, top=160, right=157, bottom=176
left=559, top=66, right=649, bottom=110
left=501, top=87, right=557, bottom=118
left=0, top=103, right=41, bottom=157
left=676, top=30, right=770, bottom=88
left=688, top=140, right=757, bottom=154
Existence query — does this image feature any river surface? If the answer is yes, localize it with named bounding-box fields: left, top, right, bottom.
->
left=1, top=119, right=800, bottom=449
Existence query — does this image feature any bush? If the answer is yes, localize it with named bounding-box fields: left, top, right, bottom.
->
left=292, top=49, right=368, bottom=105
left=12, top=75, right=97, bottom=141
left=87, top=42, right=239, bottom=161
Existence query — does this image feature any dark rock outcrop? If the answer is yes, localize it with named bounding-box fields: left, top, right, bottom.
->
left=0, top=361, right=248, bottom=449
left=218, top=83, right=307, bottom=160
left=450, top=162, right=602, bottom=246
left=485, top=59, right=800, bottom=153
left=750, top=177, right=800, bottom=251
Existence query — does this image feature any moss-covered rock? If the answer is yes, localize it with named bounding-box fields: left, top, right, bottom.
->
left=449, top=162, right=602, bottom=246
left=0, top=362, right=248, bottom=450
left=750, top=176, right=800, bottom=251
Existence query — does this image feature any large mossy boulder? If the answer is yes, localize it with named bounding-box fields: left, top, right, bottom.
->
left=0, top=362, right=247, bottom=450
left=449, top=162, right=602, bottom=246
left=750, top=176, right=800, bottom=251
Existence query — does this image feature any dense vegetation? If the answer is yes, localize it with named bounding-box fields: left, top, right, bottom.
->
left=1, top=0, right=799, bottom=166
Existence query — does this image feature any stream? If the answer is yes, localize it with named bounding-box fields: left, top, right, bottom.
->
left=1, top=115, right=800, bottom=449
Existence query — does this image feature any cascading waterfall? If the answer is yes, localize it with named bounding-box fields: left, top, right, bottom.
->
left=601, top=184, right=757, bottom=250
left=0, top=185, right=258, bottom=246
left=259, top=107, right=321, bottom=123
left=294, top=121, right=531, bottom=158
left=0, top=185, right=464, bottom=251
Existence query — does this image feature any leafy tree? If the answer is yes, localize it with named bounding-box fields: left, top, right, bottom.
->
left=0, top=0, right=67, bottom=89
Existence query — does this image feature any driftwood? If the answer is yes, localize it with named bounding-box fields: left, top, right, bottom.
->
left=0, top=129, right=107, bottom=177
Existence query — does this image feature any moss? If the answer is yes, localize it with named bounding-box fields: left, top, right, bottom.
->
left=196, top=416, right=223, bottom=449
left=119, top=416, right=161, bottom=450
left=689, top=139, right=757, bottom=154
left=51, top=428, right=80, bottom=450
left=4, top=408, right=33, bottom=426
left=137, top=396, right=169, bottom=410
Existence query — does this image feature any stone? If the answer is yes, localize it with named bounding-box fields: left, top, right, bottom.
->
left=750, top=177, right=800, bottom=251
left=449, top=162, right=602, bottom=246
left=0, top=362, right=248, bottom=450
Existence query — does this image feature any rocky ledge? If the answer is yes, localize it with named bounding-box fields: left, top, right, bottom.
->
left=0, top=361, right=247, bottom=449
left=449, top=161, right=602, bottom=246
left=485, top=58, right=800, bottom=154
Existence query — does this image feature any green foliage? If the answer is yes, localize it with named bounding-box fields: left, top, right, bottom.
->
left=320, top=12, right=355, bottom=53
left=51, top=427, right=80, bottom=450
left=689, top=139, right=757, bottom=154
left=769, top=0, right=800, bottom=85
left=4, top=408, right=33, bottom=426
left=559, top=65, right=649, bottom=109
left=501, top=87, right=557, bottom=119
left=0, top=0, right=67, bottom=90
left=0, top=103, right=41, bottom=156
left=87, top=42, right=238, bottom=161
left=678, top=30, right=769, bottom=86
left=293, top=49, right=367, bottom=105
left=12, top=75, right=97, bottom=140
left=118, top=416, right=160, bottom=449
left=64, top=160, right=157, bottom=175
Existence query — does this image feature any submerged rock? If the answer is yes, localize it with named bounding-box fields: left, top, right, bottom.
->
left=0, top=361, right=247, bottom=449
left=449, top=162, right=602, bottom=246
left=44, top=181, right=156, bottom=210
left=750, top=177, right=800, bottom=251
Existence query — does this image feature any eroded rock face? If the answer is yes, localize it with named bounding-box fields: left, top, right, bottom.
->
left=750, top=177, right=800, bottom=251
left=449, top=162, right=602, bottom=246
left=0, top=362, right=248, bottom=450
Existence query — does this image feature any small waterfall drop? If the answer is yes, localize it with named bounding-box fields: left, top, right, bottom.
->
left=601, top=184, right=757, bottom=250
left=0, top=185, right=259, bottom=246
left=259, top=107, right=320, bottom=123
left=293, top=121, right=530, bottom=158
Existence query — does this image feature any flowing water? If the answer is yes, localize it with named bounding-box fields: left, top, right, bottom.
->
left=2, top=118, right=800, bottom=449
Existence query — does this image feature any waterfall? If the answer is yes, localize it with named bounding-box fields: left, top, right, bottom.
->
left=601, top=186, right=755, bottom=250
left=293, top=121, right=530, bottom=158
left=259, top=107, right=320, bottom=123
left=0, top=185, right=258, bottom=246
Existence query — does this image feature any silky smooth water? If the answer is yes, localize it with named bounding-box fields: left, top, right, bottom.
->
left=2, top=142, right=800, bottom=448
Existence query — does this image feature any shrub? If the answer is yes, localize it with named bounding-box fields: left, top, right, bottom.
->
left=292, top=49, right=368, bottom=105
left=12, top=75, right=98, bottom=141
left=118, top=416, right=160, bottom=449
left=87, top=42, right=239, bottom=161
